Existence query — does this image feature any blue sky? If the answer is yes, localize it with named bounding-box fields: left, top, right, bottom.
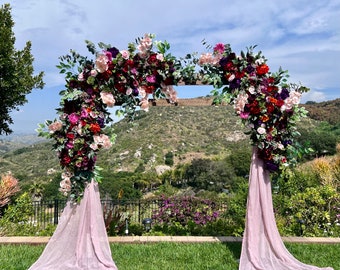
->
left=6, top=0, right=340, bottom=134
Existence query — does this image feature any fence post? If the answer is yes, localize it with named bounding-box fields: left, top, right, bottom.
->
left=54, top=199, right=59, bottom=225
left=138, top=200, right=141, bottom=223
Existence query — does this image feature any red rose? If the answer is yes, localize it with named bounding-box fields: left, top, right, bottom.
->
left=235, top=71, right=245, bottom=79
left=266, top=103, right=275, bottom=113
left=145, top=85, right=155, bottom=94
left=62, top=155, right=71, bottom=165
left=256, top=64, right=269, bottom=75
left=148, top=54, right=158, bottom=65
left=90, top=123, right=101, bottom=133
left=276, top=99, right=284, bottom=107
left=66, top=133, right=75, bottom=139
left=224, top=62, right=235, bottom=71
left=267, top=86, right=278, bottom=93
left=126, top=59, right=135, bottom=68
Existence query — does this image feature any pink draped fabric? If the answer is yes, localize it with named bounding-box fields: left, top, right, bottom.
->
left=239, top=148, right=333, bottom=270
left=29, top=180, right=118, bottom=270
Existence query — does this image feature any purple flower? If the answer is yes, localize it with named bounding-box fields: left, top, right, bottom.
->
left=230, top=79, right=241, bottom=89
left=265, top=161, right=279, bottom=172
left=245, top=65, right=255, bottom=73
left=280, top=88, right=290, bottom=100
left=97, top=117, right=105, bottom=128
left=107, top=47, right=119, bottom=58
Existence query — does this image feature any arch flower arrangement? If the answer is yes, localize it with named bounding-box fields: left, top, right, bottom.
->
left=37, top=34, right=309, bottom=201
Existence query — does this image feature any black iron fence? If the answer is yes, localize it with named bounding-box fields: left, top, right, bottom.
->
left=29, top=198, right=228, bottom=228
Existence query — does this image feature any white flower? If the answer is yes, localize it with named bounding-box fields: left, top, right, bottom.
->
left=255, top=58, right=264, bottom=65
left=248, top=86, right=256, bottom=94
left=257, top=126, right=266, bottom=135
left=228, top=74, right=235, bottom=82
left=78, top=72, right=85, bottom=81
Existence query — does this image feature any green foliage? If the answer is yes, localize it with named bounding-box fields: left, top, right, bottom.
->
left=99, top=171, right=142, bottom=200
left=1, top=192, right=33, bottom=223
left=299, top=128, right=337, bottom=157
left=164, top=151, right=174, bottom=166
left=225, top=144, right=252, bottom=177
left=0, top=4, right=45, bottom=135
left=0, top=192, right=34, bottom=236
left=221, top=178, right=249, bottom=236
left=273, top=166, right=340, bottom=237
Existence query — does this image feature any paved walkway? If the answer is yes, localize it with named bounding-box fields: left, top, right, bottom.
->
left=0, top=236, right=340, bottom=245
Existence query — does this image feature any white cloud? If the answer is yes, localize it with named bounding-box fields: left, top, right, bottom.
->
left=301, top=90, right=327, bottom=103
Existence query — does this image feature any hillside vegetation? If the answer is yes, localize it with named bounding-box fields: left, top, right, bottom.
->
left=0, top=98, right=339, bottom=193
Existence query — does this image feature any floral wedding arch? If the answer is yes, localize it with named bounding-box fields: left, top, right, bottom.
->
left=38, top=33, right=308, bottom=201
left=32, top=34, right=333, bottom=270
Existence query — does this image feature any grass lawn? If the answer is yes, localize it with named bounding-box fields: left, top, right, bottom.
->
left=0, top=242, right=339, bottom=270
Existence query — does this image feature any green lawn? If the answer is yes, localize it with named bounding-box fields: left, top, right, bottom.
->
left=0, top=242, right=338, bottom=270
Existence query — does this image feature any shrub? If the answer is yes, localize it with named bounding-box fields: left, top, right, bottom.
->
left=151, top=195, right=220, bottom=235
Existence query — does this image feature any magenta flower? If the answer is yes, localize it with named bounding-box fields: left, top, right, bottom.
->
left=146, top=75, right=156, bottom=83
left=68, top=113, right=80, bottom=125
left=213, top=43, right=225, bottom=54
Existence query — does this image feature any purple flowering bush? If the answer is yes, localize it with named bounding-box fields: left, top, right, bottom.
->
left=151, top=196, right=221, bottom=236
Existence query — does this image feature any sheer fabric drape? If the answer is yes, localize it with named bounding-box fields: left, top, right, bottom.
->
left=239, top=148, right=333, bottom=270
left=29, top=180, right=118, bottom=270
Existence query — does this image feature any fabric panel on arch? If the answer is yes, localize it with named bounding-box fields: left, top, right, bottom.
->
left=239, top=148, right=333, bottom=270
left=29, top=180, right=118, bottom=270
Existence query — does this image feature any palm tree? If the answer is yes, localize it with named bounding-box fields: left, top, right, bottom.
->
left=29, top=181, right=44, bottom=202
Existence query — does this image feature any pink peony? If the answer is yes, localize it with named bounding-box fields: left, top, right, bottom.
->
left=100, top=92, right=115, bottom=107
left=95, top=54, right=109, bottom=73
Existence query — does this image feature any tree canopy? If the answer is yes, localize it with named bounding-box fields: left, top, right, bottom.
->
left=0, top=3, right=44, bottom=135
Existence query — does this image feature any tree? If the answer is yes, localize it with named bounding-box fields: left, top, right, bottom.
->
left=0, top=4, right=44, bottom=135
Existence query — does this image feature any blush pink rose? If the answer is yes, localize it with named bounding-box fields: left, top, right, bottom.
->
left=156, top=53, right=164, bottom=61
left=120, top=50, right=130, bottom=59
left=48, top=121, right=63, bottom=133
left=139, top=98, right=149, bottom=112
left=281, top=91, right=301, bottom=111
left=100, top=92, right=115, bottom=107
left=91, top=134, right=112, bottom=150
left=95, top=54, right=109, bottom=73
left=234, top=93, right=248, bottom=114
